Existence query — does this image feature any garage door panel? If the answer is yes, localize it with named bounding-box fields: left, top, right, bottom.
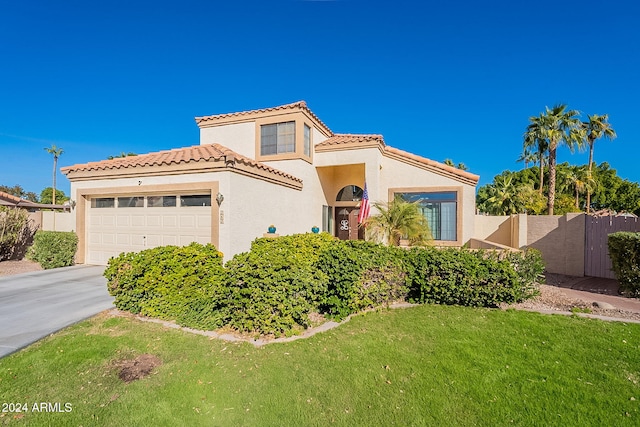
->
left=147, top=215, right=161, bottom=227
left=162, top=235, right=178, bottom=246
left=163, top=216, right=177, bottom=227
left=197, top=215, right=210, bottom=227
left=180, top=215, right=196, bottom=228
left=87, top=197, right=212, bottom=265
left=131, top=215, right=145, bottom=227
left=116, top=234, right=130, bottom=245
left=88, top=232, right=102, bottom=244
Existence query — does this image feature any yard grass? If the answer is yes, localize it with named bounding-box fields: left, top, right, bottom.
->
left=1, top=305, right=639, bottom=426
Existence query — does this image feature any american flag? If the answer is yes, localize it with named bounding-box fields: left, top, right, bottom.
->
left=358, top=182, right=370, bottom=224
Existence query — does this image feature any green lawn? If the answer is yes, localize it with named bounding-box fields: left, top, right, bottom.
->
left=1, top=305, right=639, bottom=426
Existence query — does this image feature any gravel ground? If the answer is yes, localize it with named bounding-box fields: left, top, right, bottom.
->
left=502, top=275, right=640, bottom=321
left=0, top=259, right=43, bottom=276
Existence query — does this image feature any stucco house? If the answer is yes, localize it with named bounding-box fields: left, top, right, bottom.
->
left=62, top=101, right=479, bottom=265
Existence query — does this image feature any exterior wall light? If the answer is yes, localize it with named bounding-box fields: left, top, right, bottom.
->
left=216, top=192, right=224, bottom=206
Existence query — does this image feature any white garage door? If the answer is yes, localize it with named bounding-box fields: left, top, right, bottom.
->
left=86, top=194, right=212, bottom=265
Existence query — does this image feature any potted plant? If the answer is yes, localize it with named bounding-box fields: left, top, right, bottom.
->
left=311, top=226, right=320, bottom=233
left=268, top=224, right=276, bottom=233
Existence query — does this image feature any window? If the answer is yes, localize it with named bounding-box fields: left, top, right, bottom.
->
left=180, top=195, right=211, bottom=207
left=336, top=185, right=363, bottom=202
left=304, top=124, right=311, bottom=157
left=117, top=196, right=144, bottom=208
left=322, top=205, right=333, bottom=233
left=147, top=195, right=176, bottom=207
left=398, top=192, right=457, bottom=241
left=260, top=121, right=295, bottom=155
left=90, top=198, right=114, bottom=208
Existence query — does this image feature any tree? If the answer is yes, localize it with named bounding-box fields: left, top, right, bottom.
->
left=0, top=185, right=38, bottom=202
left=566, top=166, right=595, bottom=210
left=363, top=197, right=432, bottom=246
left=477, top=175, right=525, bottom=215
left=443, top=159, right=469, bottom=171
left=107, top=152, right=137, bottom=160
left=523, top=114, right=550, bottom=193
left=40, top=188, right=68, bottom=205
left=528, top=105, right=584, bottom=215
left=583, top=114, right=616, bottom=212
left=44, top=145, right=64, bottom=205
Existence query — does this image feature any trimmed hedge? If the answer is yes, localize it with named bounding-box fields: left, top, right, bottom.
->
left=104, top=243, right=227, bottom=330
left=405, top=247, right=540, bottom=307
left=225, top=233, right=335, bottom=336
left=27, top=230, right=78, bottom=269
left=608, top=232, right=640, bottom=297
left=103, top=234, right=544, bottom=337
left=316, top=240, right=408, bottom=320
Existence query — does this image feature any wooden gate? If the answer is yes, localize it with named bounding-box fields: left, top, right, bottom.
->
left=584, top=215, right=640, bottom=278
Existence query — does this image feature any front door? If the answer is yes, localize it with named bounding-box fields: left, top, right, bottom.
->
left=335, top=207, right=364, bottom=240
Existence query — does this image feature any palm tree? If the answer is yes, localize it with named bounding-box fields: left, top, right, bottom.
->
left=443, top=159, right=469, bottom=171
left=530, top=105, right=584, bottom=215
left=583, top=114, right=616, bottom=213
left=363, top=197, right=432, bottom=246
left=523, top=114, right=549, bottom=194
left=44, top=144, right=64, bottom=205
left=517, top=148, right=537, bottom=169
left=480, top=175, right=524, bottom=215
left=567, top=166, right=595, bottom=210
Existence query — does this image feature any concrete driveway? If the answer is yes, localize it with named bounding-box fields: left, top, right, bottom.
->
left=0, top=265, right=114, bottom=358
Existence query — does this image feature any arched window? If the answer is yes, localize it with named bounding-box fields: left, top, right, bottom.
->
left=336, top=185, right=363, bottom=202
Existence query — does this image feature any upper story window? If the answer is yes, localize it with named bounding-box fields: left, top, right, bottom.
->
left=304, top=124, right=311, bottom=157
left=260, top=121, right=295, bottom=155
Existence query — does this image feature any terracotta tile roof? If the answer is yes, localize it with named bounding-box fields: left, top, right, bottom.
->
left=61, top=144, right=302, bottom=183
left=384, top=146, right=480, bottom=183
left=315, top=133, right=478, bottom=184
left=0, top=191, right=22, bottom=203
left=315, top=133, right=385, bottom=148
left=0, top=191, right=69, bottom=210
left=195, top=101, right=333, bottom=136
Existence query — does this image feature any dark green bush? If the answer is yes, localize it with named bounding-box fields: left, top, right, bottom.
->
left=102, top=233, right=542, bottom=338
left=27, top=230, right=78, bottom=269
left=405, top=247, right=539, bottom=307
left=104, top=243, right=227, bottom=330
left=224, top=233, right=335, bottom=336
left=316, top=240, right=408, bottom=320
left=608, top=232, right=640, bottom=297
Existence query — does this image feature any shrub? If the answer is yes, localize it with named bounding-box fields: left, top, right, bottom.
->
left=224, top=233, right=335, bottom=336
left=316, top=240, right=409, bottom=319
left=27, top=230, right=78, bottom=269
left=0, top=207, right=30, bottom=261
left=405, top=247, right=539, bottom=307
left=608, top=232, right=640, bottom=297
left=104, top=243, right=227, bottom=330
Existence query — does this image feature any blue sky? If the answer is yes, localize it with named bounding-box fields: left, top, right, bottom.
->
left=1, top=0, right=639, bottom=197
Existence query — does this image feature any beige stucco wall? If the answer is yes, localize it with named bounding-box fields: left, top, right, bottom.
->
left=199, top=122, right=255, bottom=159
left=41, top=211, right=74, bottom=232
left=474, top=215, right=512, bottom=246
left=527, top=213, right=585, bottom=276
left=223, top=172, right=311, bottom=258
left=380, top=155, right=476, bottom=245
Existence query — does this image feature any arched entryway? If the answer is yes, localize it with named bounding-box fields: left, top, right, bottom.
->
left=334, top=185, right=365, bottom=241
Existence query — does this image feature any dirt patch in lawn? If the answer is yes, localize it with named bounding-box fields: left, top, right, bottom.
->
left=113, top=354, right=162, bottom=383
